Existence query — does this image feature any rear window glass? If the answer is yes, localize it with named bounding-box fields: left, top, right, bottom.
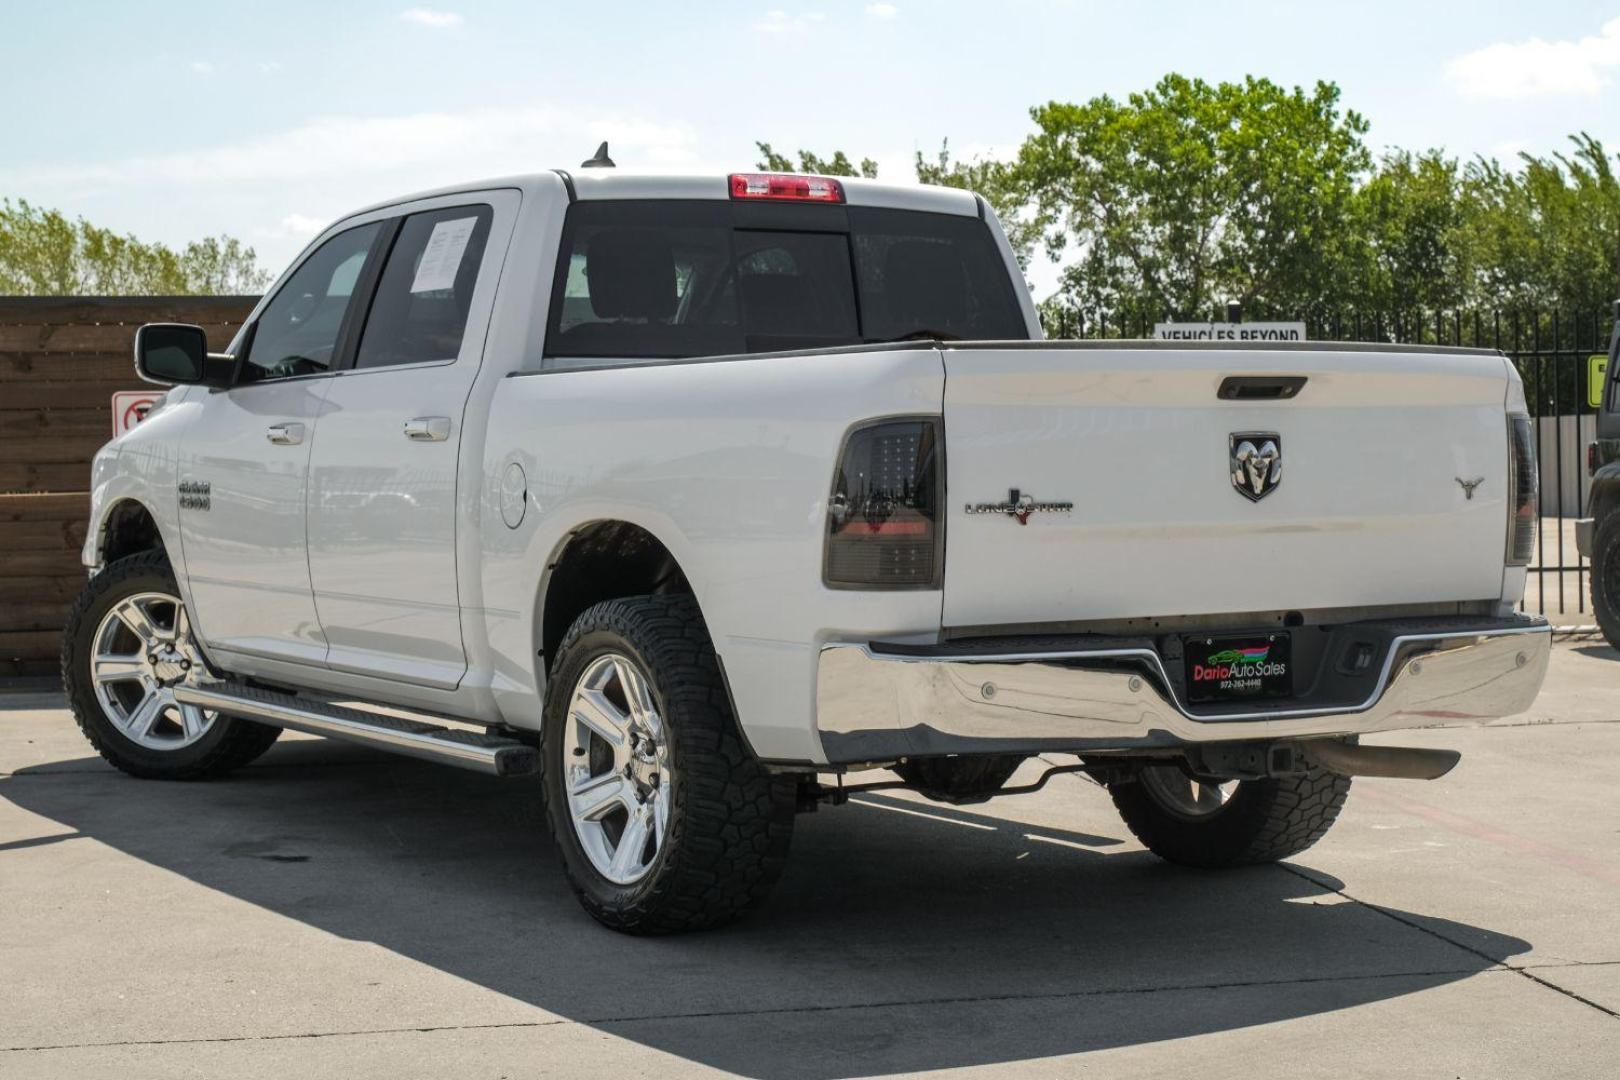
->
left=544, top=200, right=1026, bottom=362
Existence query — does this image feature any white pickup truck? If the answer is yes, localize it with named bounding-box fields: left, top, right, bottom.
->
left=65, top=166, right=1551, bottom=933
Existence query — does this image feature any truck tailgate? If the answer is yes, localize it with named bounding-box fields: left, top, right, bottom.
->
left=941, top=344, right=1513, bottom=628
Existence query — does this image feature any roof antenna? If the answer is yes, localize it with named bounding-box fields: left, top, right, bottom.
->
left=581, top=141, right=615, bottom=168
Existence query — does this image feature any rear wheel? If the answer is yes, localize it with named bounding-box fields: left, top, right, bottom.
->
left=61, top=550, right=281, bottom=780
left=1107, top=763, right=1351, bottom=868
left=541, top=595, right=794, bottom=933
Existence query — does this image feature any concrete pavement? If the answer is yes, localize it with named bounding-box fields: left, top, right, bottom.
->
left=2, top=643, right=1618, bottom=1078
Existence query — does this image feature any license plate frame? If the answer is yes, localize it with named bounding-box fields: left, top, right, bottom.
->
left=1184, top=633, right=1293, bottom=704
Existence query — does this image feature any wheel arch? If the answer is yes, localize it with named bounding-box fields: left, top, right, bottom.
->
left=536, top=519, right=700, bottom=679
left=91, top=496, right=171, bottom=568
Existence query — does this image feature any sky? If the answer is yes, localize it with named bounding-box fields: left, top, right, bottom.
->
left=5, top=0, right=1620, bottom=298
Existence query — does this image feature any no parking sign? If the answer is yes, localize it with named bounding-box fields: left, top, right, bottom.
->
left=111, top=390, right=162, bottom=437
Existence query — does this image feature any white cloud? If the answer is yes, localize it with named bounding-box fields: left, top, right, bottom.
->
left=0, top=106, right=702, bottom=272
left=399, top=8, right=463, bottom=28
left=257, top=61, right=283, bottom=73
left=248, top=213, right=329, bottom=250
left=189, top=61, right=214, bottom=75
left=1446, top=16, right=1620, bottom=99
left=864, top=3, right=899, bottom=18
left=753, top=10, right=825, bottom=34
left=276, top=213, right=327, bottom=237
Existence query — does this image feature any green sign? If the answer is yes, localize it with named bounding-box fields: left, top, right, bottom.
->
left=1591, top=354, right=1608, bottom=409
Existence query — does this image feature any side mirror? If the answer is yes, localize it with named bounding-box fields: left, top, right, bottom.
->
left=134, top=323, right=235, bottom=388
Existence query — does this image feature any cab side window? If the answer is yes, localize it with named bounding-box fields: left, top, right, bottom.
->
left=354, top=205, right=494, bottom=369
left=242, top=222, right=381, bottom=382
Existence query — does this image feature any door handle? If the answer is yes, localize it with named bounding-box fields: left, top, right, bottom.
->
left=403, top=416, right=452, bottom=442
left=265, top=422, right=305, bottom=445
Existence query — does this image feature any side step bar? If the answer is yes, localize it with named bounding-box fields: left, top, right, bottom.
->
left=173, top=682, right=538, bottom=777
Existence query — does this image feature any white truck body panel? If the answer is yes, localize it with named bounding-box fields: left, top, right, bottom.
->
left=941, top=344, right=1516, bottom=629
left=479, top=347, right=947, bottom=761
left=174, top=380, right=328, bottom=666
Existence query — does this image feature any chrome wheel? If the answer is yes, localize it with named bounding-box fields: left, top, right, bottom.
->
left=562, top=652, right=671, bottom=886
left=1139, top=766, right=1238, bottom=821
left=89, top=591, right=215, bottom=752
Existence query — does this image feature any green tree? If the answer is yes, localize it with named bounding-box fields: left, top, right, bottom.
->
left=748, top=105, right=1620, bottom=326
left=1354, top=150, right=1471, bottom=315
left=754, top=142, right=877, bottom=178
left=0, top=198, right=270, bottom=295
left=1461, top=134, right=1620, bottom=314
left=1016, top=74, right=1370, bottom=325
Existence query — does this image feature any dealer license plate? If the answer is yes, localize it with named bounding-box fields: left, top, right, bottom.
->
left=1184, top=633, right=1292, bottom=704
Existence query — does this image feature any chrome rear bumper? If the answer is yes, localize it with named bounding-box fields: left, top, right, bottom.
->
left=814, top=619, right=1550, bottom=765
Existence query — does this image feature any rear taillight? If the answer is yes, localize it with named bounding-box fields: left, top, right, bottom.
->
left=729, top=172, right=846, bottom=203
left=824, top=418, right=942, bottom=589
left=1507, top=416, right=1537, bottom=566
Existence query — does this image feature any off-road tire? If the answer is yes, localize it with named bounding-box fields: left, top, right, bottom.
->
left=61, top=550, right=281, bottom=780
left=1591, top=512, right=1620, bottom=649
left=895, top=754, right=1025, bottom=802
left=1108, top=767, right=1351, bottom=868
left=541, top=595, right=795, bottom=934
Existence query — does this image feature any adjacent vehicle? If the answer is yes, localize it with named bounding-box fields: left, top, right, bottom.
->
left=66, top=164, right=1551, bottom=933
left=1575, top=302, right=1620, bottom=644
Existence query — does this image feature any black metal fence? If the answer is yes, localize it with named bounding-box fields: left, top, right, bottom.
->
left=1041, top=304, right=1620, bottom=622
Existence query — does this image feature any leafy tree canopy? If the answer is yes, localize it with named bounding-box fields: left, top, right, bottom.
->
left=1018, top=74, right=1371, bottom=324
left=0, top=199, right=269, bottom=295
left=1461, top=133, right=1620, bottom=315
left=765, top=79, right=1620, bottom=325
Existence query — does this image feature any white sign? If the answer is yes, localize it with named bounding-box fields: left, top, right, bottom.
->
left=1154, top=321, right=1307, bottom=342
left=410, top=216, right=478, bottom=294
left=111, top=390, right=162, bottom=437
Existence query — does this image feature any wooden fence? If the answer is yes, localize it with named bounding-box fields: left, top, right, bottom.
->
left=0, top=296, right=257, bottom=677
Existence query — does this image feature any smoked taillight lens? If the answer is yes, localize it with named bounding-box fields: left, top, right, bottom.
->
left=824, top=418, right=942, bottom=588
left=1507, top=416, right=1537, bottom=566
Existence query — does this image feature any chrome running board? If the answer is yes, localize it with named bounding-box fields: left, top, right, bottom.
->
left=173, top=682, right=538, bottom=777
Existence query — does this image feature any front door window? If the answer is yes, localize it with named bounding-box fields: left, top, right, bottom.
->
left=243, top=222, right=381, bottom=382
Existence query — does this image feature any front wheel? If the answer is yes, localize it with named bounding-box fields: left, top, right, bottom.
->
left=541, top=595, right=795, bottom=933
left=61, top=550, right=281, bottom=780
left=1106, top=763, right=1351, bottom=868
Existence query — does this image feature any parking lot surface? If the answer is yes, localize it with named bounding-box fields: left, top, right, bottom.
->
left=2, top=642, right=1618, bottom=1079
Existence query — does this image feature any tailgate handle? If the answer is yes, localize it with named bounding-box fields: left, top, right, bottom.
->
left=1218, top=375, right=1307, bottom=401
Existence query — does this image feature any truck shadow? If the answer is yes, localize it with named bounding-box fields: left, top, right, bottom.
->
left=5, top=738, right=1529, bottom=1077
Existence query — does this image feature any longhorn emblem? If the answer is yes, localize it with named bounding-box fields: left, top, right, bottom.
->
left=1456, top=476, right=1485, bottom=500
left=963, top=488, right=1074, bottom=524
left=1230, top=433, right=1282, bottom=502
